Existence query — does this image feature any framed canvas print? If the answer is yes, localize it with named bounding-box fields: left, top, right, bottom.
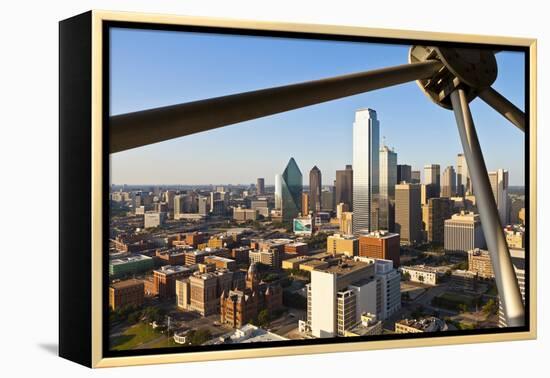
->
left=59, top=10, right=537, bottom=368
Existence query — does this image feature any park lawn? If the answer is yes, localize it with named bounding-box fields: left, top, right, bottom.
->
left=110, top=322, right=162, bottom=350
left=440, top=292, right=475, bottom=305
left=146, top=336, right=187, bottom=349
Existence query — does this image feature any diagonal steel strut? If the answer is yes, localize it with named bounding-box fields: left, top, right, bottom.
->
left=479, top=87, right=526, bottom=132
left=450, top=88, right=525, bottom=327
left=110, top=60, right=443, bottom=153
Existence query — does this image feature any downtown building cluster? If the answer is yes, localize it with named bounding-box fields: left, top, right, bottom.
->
left=107, top=106, right=526, bottom=349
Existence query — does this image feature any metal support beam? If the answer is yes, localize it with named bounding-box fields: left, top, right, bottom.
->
left=479, top=86, right=525, bottom=132
left=110, top=60, right=443, bottom=153
left=450, top=89, right=525, bottom=327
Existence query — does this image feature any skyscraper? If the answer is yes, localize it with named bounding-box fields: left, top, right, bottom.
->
left=444, top=211, right=486, bottom=254
left=353, top=108, right=380, bottom=235
left=397, top=164, right=412, bottom=184
left=306, top=259, right=376, bottom=337
left=379, top=145, right=397, bottom=231
left=321, top=189, right=335, bottom=212
left=424, top=164, right=441, bottom=197
left=335, top=165, right=353, bottom=210
left=395, top=183, right=422, bottom=245
left=441, top=166, right=457, bottom=198
left=301, top=192, right=310, bottom=216
left=489, top=169, right=509, bottom=225
left=256, top=178, right=265, bottom=195
left=457, top=153, right=471, bottom=196
left=422, top=197, right=453, bottom=244
left=279, top=158, right=303, bottom=222
left=411, top=170, right=421, bottom=184
left=274, top=174, right=282, bottom=210
left=309, top=166, right=322, bottom=213
left=421, top=184, right=437, bottom=206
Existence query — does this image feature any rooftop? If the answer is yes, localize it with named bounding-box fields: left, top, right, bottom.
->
left=110, top=254, right=152, bottom=266
left=286, top=242, right=308, bottom=247
left=361, top=230, right=399, bottom=239
left=401, top=265, right=437, bottom=274
left=329, top=234, right=358, bottom=241
left=156, top=248, right=186, bottom=256
left=397, top=317, right=447, bottom=332
left=204, top=255, right=235, bottom=263
left=110, top=279, right=144, bottom=289
left=317, top=259, right=371, bottom=276
left=204, top=324, right=288, bottom=346
left=185, top=248, right=221, bottom=256
left=447, top=211, right=480, bottom=222
left=154, top=265, right=191, bottom=275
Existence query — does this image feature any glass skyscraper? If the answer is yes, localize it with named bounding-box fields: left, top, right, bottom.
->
left=309, top=166, right=322, bottom=213
left=379, top=145, right=397, bottom=231
left=353, top=108, right=380, bottom=235
left=335, top=164, right=353, bottom=211
left=280, top=157, right=303, bottom=222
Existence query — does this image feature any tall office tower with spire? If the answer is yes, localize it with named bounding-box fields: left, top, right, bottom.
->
left=457, top=153, right=471, bottom=196
left=335, top=165, right=353, bottom=210
left=441, top=166, right=457, bottom=198
left=379, top=145, right=397, bottom=231
left=424, top=164, right=441, bottom=197
left=309, top=166, right=322, bottom=213
left=489, top=169, right=509, bottom=225
left=352, top=108, right=380, bottom=235
left=279, top=157, right=303, bottom=222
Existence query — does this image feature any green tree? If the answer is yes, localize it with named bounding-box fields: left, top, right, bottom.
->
left=127, top=311, right=142, bottom=324
left=142, top=306, right=166, bottom=323
left=187, top=328, right=212, bottom=345
left=256, top=309, right=271, bottom=327
left=482, top=299, right=498, bottom=315
left=402, top=272, right=411, bottom=281
left=263, top=273, right=279, bottom=283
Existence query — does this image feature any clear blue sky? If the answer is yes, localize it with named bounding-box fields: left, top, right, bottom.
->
left=110, top=27, right=525, bottom=186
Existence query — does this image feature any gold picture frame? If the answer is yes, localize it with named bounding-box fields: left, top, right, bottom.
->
left=59, top=10, right=537, bottom=368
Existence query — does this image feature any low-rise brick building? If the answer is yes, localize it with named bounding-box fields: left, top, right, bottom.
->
left=109, top=279, right=144, bottom=310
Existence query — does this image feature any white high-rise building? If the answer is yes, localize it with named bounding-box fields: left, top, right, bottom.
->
left=353, top=108, right=380, bottom=235
left=306, top=259, right=377, bottom=338
left=357, top=257, right=402, bottom=319
left=379, top=145, right=397, bottom=231
left=489, top=169, right=509, bottom=225
left=305, top=257, right=400, bottom=338
left=444, top=211, right=486, bottom=254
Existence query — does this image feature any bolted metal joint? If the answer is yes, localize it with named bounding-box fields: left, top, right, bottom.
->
left=409, top=46, right=498, bottom=109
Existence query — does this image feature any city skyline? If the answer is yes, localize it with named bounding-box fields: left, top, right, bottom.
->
left=110, top=28, right=525, bottom=186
